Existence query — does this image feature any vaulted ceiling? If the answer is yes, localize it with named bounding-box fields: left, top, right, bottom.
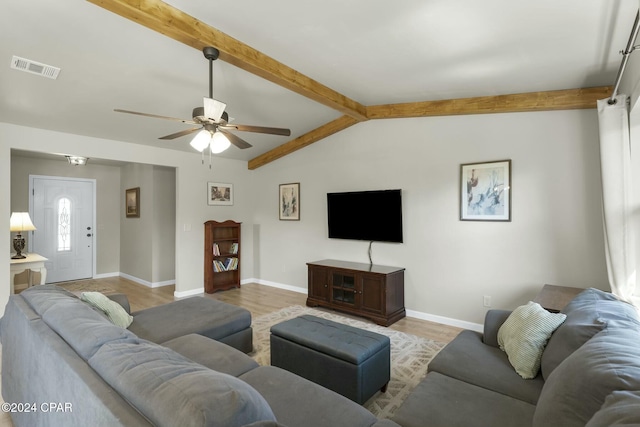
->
left=0, top=0, right=635, bottom=168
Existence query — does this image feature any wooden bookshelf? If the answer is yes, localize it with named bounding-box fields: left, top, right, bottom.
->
left=204, top=220, right=241, bottom=293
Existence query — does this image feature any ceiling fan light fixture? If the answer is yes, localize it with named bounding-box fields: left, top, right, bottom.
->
left=190, top=129, right=212, bottom=152
left=210, top=131, right=231, bottom=154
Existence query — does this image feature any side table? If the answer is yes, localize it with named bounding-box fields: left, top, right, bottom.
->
left=10, top=253, right=48, bottom=294
left=533, top=284, right=584, bottom=313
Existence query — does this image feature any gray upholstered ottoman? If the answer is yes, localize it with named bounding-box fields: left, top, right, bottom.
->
left=270, top=314, right=390, bottom=404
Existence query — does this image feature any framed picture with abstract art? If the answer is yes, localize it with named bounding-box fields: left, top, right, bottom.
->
left=279, top=183, right=300, bottom=221
left=460, top=159, right=511, bottom=221
left=208, top=182, right=233, bottom=206
left=125, top=187, right=140, bottom=218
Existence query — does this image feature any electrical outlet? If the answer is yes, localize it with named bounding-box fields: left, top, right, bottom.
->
left=483, top=295, right=492, bottom=307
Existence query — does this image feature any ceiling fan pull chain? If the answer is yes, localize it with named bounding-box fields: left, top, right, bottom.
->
left=201, top=150, right=204, bottom=165
left=209, top=145, right=212, bottom=169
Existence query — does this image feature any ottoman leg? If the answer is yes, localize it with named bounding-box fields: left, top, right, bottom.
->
left=381, top=382, right=388, bottom=393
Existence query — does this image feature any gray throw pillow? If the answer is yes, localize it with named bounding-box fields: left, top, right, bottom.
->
left=540, top=288, right=638, bottom=380
left=533, top=321, right=640, bottom=427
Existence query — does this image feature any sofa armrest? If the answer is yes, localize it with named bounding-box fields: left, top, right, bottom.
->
left=106, top=293, right=131, bottom=314
left=483, top=309, right=512, bottom=347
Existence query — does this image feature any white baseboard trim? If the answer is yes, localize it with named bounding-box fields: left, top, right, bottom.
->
left=93, top=272, right=119, bottom=279
left=253, top=279, right=483, bottom=332
left=248, top=278, right=308, bottom=294
left=406, top=309, right=483, bottom=333
left=174, top=288, right=204, bottom=299
left=119, top=273, right=175, bottom=289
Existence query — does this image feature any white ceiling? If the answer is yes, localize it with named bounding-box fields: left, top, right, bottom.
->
left=1, top=0, right=637, bottom=163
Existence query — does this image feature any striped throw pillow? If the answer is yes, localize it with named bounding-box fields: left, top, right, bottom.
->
left=498, top=301, right=566, bottom=379
left=81, top=292, right=134, bottom=328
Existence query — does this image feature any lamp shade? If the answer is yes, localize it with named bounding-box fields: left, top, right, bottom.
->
left=10, top=212, right=36, bottom=232
left=210, top=131, right=231, bottom=154
left=190, top=129, right=212, bottom=152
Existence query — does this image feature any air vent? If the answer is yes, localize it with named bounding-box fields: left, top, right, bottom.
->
left=10, top=55, right=61, bottom=80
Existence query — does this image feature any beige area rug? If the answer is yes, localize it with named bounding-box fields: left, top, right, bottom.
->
left=250, top=305, right=445, bottom=420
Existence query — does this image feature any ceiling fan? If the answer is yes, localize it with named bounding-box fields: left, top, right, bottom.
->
left=114, top=47, right=291, bottom=154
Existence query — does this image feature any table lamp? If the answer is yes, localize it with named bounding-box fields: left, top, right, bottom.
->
left=10, top=212, right=36, bottom=259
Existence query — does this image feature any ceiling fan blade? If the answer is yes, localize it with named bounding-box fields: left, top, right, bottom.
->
left=219, top=129, right=252, bottom=149
left=219, top=123, right=291, bottom=136
left=114, top=109, right=198, bottom=125
left=203, top=98, right=226, bottom=122
left=159, top=127, right=201, bottom=140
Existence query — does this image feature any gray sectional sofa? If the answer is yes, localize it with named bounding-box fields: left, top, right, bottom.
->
left=392, top=288, right=640, bottom=427
left=1, top=285, right=397, bottom=427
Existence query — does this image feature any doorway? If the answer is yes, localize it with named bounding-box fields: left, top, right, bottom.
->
left=29, top=175, right=96, bottom=283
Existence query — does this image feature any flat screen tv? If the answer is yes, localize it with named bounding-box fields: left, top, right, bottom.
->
left=327, top=189, right=403, bottom=243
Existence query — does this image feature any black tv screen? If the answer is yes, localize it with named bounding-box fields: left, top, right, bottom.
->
left=327, top=189, right=403, bottom=243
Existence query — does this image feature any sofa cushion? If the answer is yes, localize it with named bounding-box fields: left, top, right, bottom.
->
left=240, top=366, right=378, bottom=427
left=428, top=330, right=544, bottom=404
left=38, top=293, right=139, bottom=360
left=20, top=284, right=80, bottom=315
left=497, top=301, right=566, bottom=379
left=90, top=340, right=276, bottom=427
left=129, top=296, right=251, bottom=344
left=162, top=333, right=258, bottom=377
left=585, top=390, right=640, bottom=427
left=81, top=292, right=133, bottom=328
left=540, top=288, right=637, bottom=380
left=391, top=372, right=536, bottom=427
left=533, top=321, right=640, bottom=427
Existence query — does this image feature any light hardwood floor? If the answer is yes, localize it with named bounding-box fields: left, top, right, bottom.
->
left=60, top=276, right=463, bottom=343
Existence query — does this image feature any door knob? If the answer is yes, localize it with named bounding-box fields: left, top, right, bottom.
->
left=87, top=226, right=92, bottom=230
left=87, top=233, right=92, bottom=237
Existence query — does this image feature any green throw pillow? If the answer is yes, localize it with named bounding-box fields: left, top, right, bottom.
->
left=80, top=292, right=133, bottom=328
left=497, top=301, right=566, bottom=379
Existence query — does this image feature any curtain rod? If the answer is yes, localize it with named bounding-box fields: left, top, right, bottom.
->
left=609, top=10, right=640, bottom=105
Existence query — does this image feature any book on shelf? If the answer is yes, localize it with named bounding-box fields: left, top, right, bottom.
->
left=212, top=257, right=238, bottom=272
left=230, top=243, right=238, bottom=254
left=213, top=243, right=220, bottom=256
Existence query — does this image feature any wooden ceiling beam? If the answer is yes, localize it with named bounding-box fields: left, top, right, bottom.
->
left=86, top=0, right=368, bottom=121
left=248, top=116, right=359, bottom=170
left=366, top=86, right=612, bottom=119
left=248, top=86, right=610, bottom=169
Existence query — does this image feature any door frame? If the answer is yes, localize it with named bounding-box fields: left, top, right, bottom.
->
left=28, top=174, right=98, bottom=280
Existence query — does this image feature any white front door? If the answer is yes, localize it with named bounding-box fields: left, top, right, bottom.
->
left=31, top=176, right=94, bottom=283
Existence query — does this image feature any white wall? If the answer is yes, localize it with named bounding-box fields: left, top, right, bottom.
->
left=1, top=123, right=255, bottom=315
left=251, top=109, right=609, bottom=324
left=1, top=108, right=610, bottom=325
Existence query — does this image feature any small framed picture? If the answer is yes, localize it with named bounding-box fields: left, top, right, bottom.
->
left=279, top=183, right=300, bottom=221
left=460, top=160, right=511, bottom=221
left=125, top=187, right=140, bottom=218
left=208, top=182, right=233, bottom=206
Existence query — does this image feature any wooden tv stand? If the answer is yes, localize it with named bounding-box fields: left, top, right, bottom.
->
left=306, top=259, right=406, bottom=326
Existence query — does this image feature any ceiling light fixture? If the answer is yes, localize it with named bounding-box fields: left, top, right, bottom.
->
left=66, top=155, right=89, bottom=166
left=189, top=127, right=230, bottom=154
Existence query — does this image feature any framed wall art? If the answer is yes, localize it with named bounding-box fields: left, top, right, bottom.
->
left=125, top=187, right=140, bottom=218
left=460, top=159, right=511, bottom=221
left=208, top=182, right=233, bottom=206
left=279, top=183, right=300, bottom=221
